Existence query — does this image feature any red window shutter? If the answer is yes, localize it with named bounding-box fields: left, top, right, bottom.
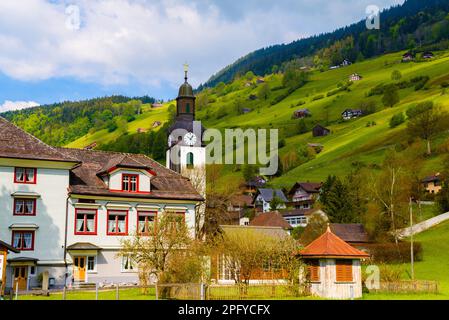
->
left=307, top=260, right=320, bottom=282
left=336, top=260, right=353, bottom=282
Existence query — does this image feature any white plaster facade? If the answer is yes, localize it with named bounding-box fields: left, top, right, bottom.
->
left=0, top=161, right=72, bottom=291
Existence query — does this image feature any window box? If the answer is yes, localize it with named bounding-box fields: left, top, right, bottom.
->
left=107, top=210, right=128, bottom=236
left=12, top=230, right=35, bottom=251
left=75, top=209, right=97, bottom=235
left=14, top=168, right=37, bottom=184
left=13, top=198, right=36, bottom=216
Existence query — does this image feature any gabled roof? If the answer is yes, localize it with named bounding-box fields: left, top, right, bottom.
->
left=230, top=194, right=254, bottom=207
left=313, top=124, right=330, bottom=131
left=256, top=188, right=288, bottom=203
left=330, top=223, right=370, bottom=243
left=220, top=225, right=289, bottom=239
left=97, top=154, right=153, bottom=175
left=246, top=176, right=266, bottom=188
left=56, top=147, right=203, bottom=201
left=289, top=182, right=322, bottom=195
left=0, top=117, right=78, bottom=163
left=299, top=226, right=369, bottom=259
left=250, top=211, right=292, bottom=230
left=422, top=174, right=441, bottom=183
left=280, top=208, right=326, bottom=218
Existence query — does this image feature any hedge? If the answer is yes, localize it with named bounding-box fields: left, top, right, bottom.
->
left=365, top=242, right=423, bottom=263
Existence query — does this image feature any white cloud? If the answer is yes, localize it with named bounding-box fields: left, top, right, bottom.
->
left=0, top=100, right=40, bottom=112
left=0, top=0, right=403, bottom=93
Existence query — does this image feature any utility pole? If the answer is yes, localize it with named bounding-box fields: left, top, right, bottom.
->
left=410, top=197, right=415, bottom=281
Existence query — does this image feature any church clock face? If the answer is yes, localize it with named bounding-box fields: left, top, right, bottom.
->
left=184, top=132, right=197, bottom=146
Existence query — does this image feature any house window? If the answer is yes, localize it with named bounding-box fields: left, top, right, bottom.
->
left=29, top=266, right=36, bottom=276
left=165, top=210, right=186, bottom=233
left=12, top=231, right=35, bottom=251
left=14, top=198, right=36, bottom=216
left=121, top=256, right=136, bottom=272
left=186, top=153, right=194, bottom=169
left=107, top=210, right=128, bottom=235
left=75, top=209, right=97, bottom=235
left=336, top=260, right=353, bottom=282
left=87, top=256, right=96, bottom=272
left=122, top=174, right=138, bottom=192
left=137, top=211, right=157, bottom=235
left=307, top=260, right=320, bottom=282
left=14, top=168, right=37, bottom=184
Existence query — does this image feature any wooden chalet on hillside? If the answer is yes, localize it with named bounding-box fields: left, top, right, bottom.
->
left=422, top=173, right=442, bottom=194
left=342, top=109, right=363, bottom=120
left=293, top=109, right=311, bottom=119
left=312, top=124, right=330, bottom=137
left=349, top=73, right=362, bottom=81
left=288, top=182, right=322, bottom=209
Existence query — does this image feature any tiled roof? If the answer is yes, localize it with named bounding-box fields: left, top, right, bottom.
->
left=250, top=211, right=292, bottom=229
left=299, top=226, right=370, bottom=258
left=220, top=225, right=289, bottom=239
left=422, top=174, right=441, bottom=183
left=56, top=147, right=203, bottom=201
left=280, top=208, right=325, bottom=217
left=290, top=182, right=322, bottom=194
left=330, top=223, right=370, bottom=243
left=231, top=194, right=254, bottom=207
left=257, top=188, right=288, bottom=202
left=0, top=117, right=78, bottom=163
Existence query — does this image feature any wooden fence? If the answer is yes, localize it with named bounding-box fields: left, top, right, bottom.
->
left=369, top=281, right=438, bottom=294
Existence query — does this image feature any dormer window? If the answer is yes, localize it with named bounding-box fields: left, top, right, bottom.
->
left=122, top=174, right=138, bottom=192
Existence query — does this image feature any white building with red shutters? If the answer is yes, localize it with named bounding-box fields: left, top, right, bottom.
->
left=0, top=74, right=204, bottom=292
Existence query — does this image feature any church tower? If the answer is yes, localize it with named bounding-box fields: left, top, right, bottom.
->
left=166, top=65, right=206, bottom=238
left=166, top=64, right=206, bottom=178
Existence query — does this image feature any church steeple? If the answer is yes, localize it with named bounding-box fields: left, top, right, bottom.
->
left=176, top=64, right=196, bottom=118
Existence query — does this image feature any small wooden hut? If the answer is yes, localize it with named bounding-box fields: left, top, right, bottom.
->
left=299, top=226, right=369, bottom=299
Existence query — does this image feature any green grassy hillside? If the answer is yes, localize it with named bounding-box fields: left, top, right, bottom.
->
left=364, top=219, right=449, bottom=299
left=66, top=104, right=170, bottom=149
left=64, top=49, right=449, bottom=189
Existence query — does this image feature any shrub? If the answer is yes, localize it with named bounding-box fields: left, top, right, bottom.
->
left=440, top=81, right=449, bottom=88
left=389, top=113, right=405, bottom=128
left=378, top=263, right=404, bottom=282
left=311, top=94, right=324, bottom=101
left=366, top=242, right=423, bottom=263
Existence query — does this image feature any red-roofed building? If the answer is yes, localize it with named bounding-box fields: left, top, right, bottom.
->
left=250, top=211, right=292, bottom=231
left=299, top=226, right=369, bottom=299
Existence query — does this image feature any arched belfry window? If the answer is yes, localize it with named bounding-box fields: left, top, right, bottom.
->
left=186, top=152, right=194, bottom=169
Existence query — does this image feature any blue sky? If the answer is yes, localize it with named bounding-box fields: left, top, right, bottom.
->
left=0, top=0, right=404, bottom=111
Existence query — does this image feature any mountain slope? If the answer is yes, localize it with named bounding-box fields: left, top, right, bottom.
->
left=201, top=0, right=449, bottom=89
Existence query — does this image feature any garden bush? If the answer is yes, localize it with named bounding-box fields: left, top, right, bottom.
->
left=366, top=242, right=423, bottom=263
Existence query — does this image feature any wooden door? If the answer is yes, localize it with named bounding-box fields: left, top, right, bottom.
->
left=13, top=266, right=28, bottom=291
left=73, top=257, right=86, bottom=282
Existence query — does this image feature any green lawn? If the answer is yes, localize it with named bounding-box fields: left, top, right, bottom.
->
left=15, top=287, right=156, bottom=300
left=363, top=220, right=449, bottom=300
